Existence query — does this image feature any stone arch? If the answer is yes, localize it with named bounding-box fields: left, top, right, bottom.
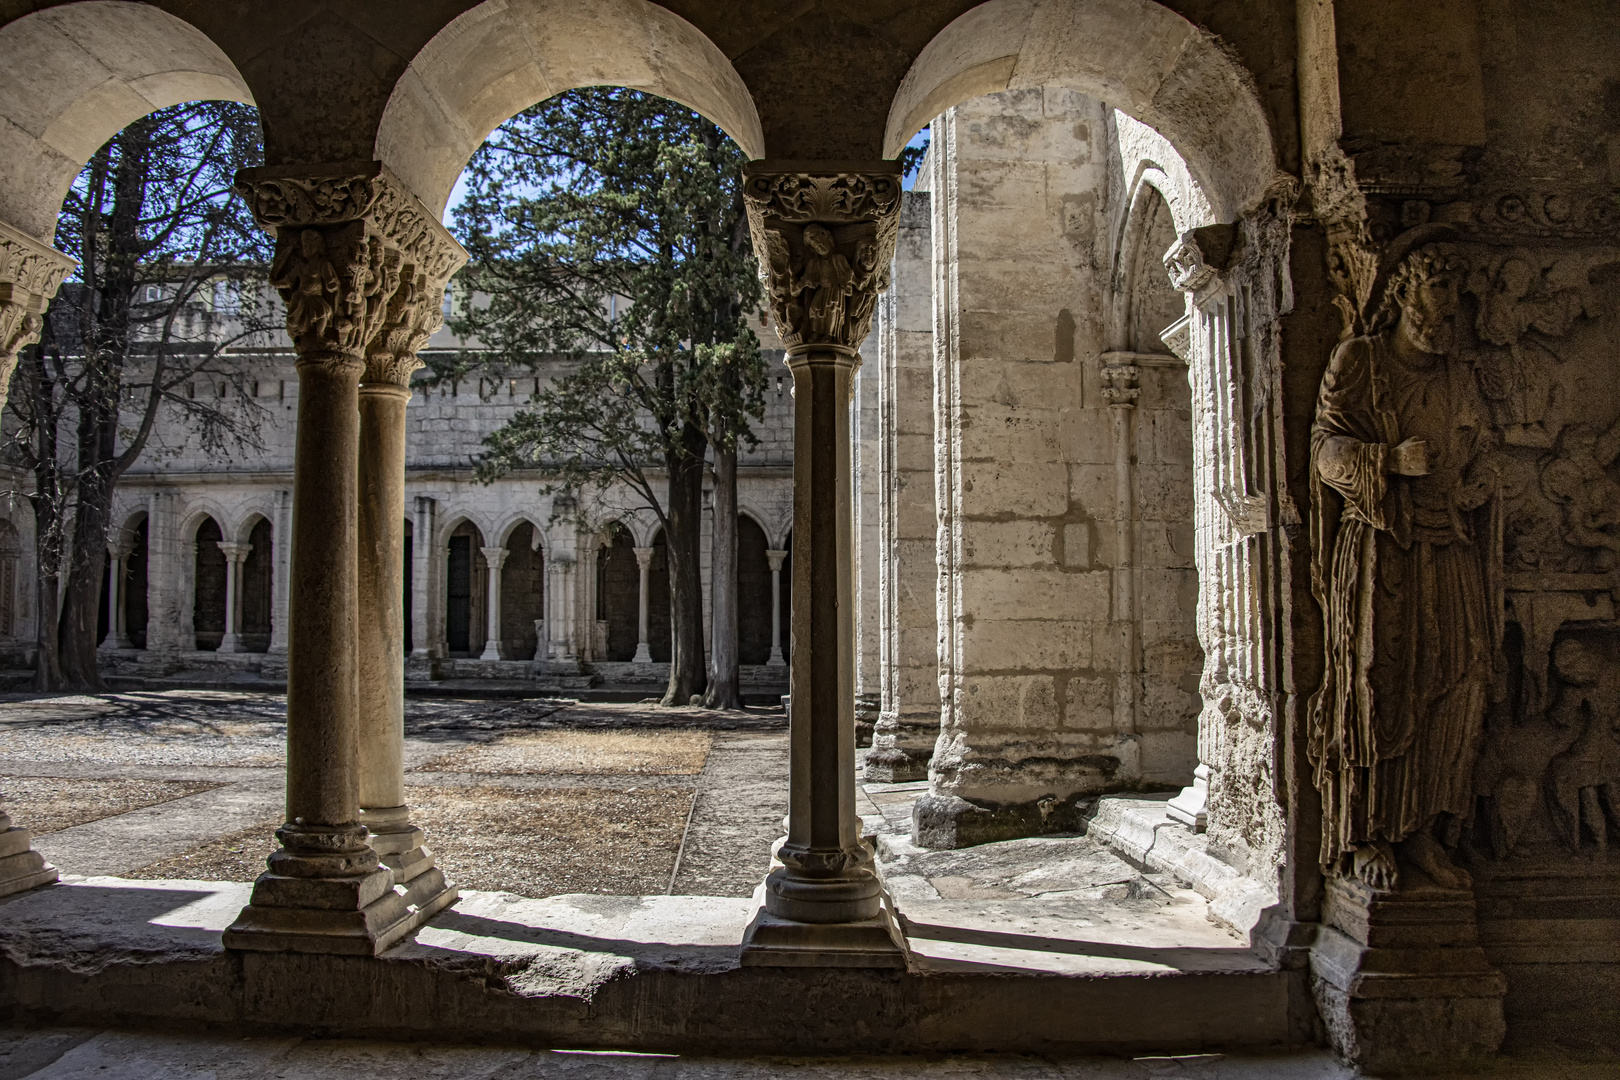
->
left=737, top=512, right=775, bottom=666
left=373, top=0, right=765, bottom=218
left=0, top=518, right=20, bottom=641
left=0, top=1, right=253, bottom=243
left=191, top=515, right=226, bottom=651
left=440, top=516, right=488, bottom=657
left=1112, top=179, right=1188, bottom=355
left=646, top=525, right=671, bottom=664
left=596, top=520, right=641, bottom=662
left=499, top=519, right=547, bottom=661
left=109, top=509, right=149, bottom=650
left=238, top=513, right=274, bottom=653
left=884, top=0, right=1284, bottom=223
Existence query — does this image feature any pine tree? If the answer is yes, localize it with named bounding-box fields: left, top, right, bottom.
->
left=450, top=88, right=765, bottom=708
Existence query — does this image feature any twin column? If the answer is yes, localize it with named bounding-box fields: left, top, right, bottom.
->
left=224, top=162, right=463, bottom=955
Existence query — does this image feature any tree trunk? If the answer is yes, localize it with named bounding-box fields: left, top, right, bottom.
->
left=662, top=421, right=708, bottom=706
left=702, top=442, right=742, bottom=710
left=32, top=539, right=61, bottom=693
left=57, top=459, right=113, bottom=691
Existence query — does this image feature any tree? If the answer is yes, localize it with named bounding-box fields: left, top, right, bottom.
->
left=4, top=101, right=273, bottom=690
left=450, top=88, right=765, bottom=707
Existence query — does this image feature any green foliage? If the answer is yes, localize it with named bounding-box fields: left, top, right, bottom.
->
left=446, top=87, right=766, bottom=521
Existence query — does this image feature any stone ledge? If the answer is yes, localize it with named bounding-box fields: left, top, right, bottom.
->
left=0, top=877, right=1293, bottom=1054
left=1085, top=794, right=1277, bottom=937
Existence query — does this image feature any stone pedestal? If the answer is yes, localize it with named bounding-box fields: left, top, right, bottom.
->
left=1310, top=874, right=1506, bottom=1074
left=0, top=812, right=55, bottom=898
left=1166, top=763, right=1209, bottom=831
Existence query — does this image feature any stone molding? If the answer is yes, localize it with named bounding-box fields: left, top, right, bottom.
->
left=742, top=163, right=902, bottom=350
left=235, top=161, right=465, bottom=363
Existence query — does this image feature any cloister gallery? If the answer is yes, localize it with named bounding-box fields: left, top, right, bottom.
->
left=0, top=0, right=1616, bottom=1073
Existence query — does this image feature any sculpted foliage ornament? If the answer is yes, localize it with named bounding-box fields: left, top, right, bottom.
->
left=0, top=219, right=75, bottom=393
left=235, top=162, right=464, bottom=365
left=742, top=166, right=901, bottom=350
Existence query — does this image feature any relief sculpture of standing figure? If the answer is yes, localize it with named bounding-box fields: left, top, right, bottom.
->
left=1309, top=244, right=1503, bottom=891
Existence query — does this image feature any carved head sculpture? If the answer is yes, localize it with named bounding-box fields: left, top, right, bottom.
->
left=1553, top=637, right=1600, bottom=689
left=1382, top=245, right=1462, bottom=358
left=803, top=223, right=834, bottom=258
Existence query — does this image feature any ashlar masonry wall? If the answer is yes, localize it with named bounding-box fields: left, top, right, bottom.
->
left=913, top=88, right=1201, bottom=848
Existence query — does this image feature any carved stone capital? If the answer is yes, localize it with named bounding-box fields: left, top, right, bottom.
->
left=742, top=163, right=902, bottom=350
left=236, top=161, right=464, bottom=362
left=1164, top=223, right=1237, bottom=293
left=0, top=219, right=75, bottom=360
left=1100, top=362, right=1141, bottom=408
left=216, top=541, right=253, bottom=563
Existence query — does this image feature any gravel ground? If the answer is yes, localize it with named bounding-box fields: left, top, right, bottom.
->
left=0, top=776, right=223, bottom=836
left=415, top=729, right=711, bottom=775
left=124, top=784, right=695, bottom=896
left=124, top=818, right=280, bottom=881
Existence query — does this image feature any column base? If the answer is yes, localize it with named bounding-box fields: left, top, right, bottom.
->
left=0, top=825, right=57, bottom=898
left=766, top=649, right=785, bottom=667
left=864, top=712, right=935, bottom=782
left=478, top=642, right=505, bottom=661
left=740, top=881, right=908, bottom=968
left=1309, top=874, right=1505, bottom=1074
left=1166, top=764, right=1209, bottom=831
left=217, top=633, right=242, bottom=654
left=631, top=644, right=653, bottom=663
left=223, top=827, right=415, bottom=956
left=362, top=807, right=459, bottom=930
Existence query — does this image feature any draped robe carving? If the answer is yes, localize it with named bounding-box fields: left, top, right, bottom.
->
left=1309, top=249, right=1504, bottom=882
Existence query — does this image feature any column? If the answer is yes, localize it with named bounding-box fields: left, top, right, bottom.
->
left=268, top=490, right=291, bottom=653
left=103, top=542, right=134, bottom=650
left=737, top=163, right=906, bottom=966
left=215, top=542, right=250, bottom=653
left=225, top=162, right=461, bottom=955
left=765, top=549, right=787, bottom=667
left=866, top=189, right=937, bottom=783
left=479, top=545, right=508, bottom=660
left=356, top=262, right=460, bottom=926
left=409, top=496, right=437, bottom=664
left=632, top=546, right=654, bottom=663
left=1101, top=361, right=1141, bottom=744
left=0, top=220, right=70, bottom=896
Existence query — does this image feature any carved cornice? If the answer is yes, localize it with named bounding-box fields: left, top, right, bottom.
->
left=742, top=163, right=902, bottom=350
left=236, top=162, right=465, bottom=361
left=0, top=218, right=75, bottom=360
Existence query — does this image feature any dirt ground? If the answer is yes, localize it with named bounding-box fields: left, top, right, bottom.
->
left=2, top=692, right=785, bottom=898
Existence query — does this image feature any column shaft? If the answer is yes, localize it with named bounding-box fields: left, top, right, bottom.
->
left=766, top=550, right=786, bottom=667
left=357, top=385, right=410, bottom=811
left=480, top=546, right=507, bottom=660
left=633, top=546, right=654, bottom=664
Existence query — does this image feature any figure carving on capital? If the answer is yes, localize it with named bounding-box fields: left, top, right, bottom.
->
left=1309, top=242, right=1505, bottom=893
left=742, top=168, right=899, bottom=349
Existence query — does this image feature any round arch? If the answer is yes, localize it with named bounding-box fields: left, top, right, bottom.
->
left=0, top=1, right=252, bottom=243
left=374, top=0, right=765, bottom=218
left=884, top=0, right=1283, bottom=222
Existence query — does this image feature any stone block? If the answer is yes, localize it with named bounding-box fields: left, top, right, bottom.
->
left=956, top=674, right=1061, bottom=730
left=1061, top=522, right=1094, bottom=568
left=958, top=408, right=1065, bottom=464
left=1066, top=463, right=1115, bottom=516
left=959, top=461, right=1069, bottom=517
left=960, top=618, right=1092, bottom=671
left=958, top=567, right=1108, bottom=622
left=961, top=520, right=1055, bottom=567
left=1061, top=407, right=1114, bottom=464
left=911, top=791, right=1096, bottom=849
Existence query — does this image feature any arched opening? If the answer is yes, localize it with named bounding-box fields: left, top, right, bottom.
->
left=737, top=515, right=773, bottom=665
left=239, top=517, right=273, bottom=653
left=0, top=2, right=254, bottom=244
left=374, top=0, right=764, bottom=219
left=0, top=520, right=20, bottom=642
left=597, top=523, right=640, bottom=662
left=125, top=516, right=148, bottom=650
left=192, top=517, right=226, bottom=651
left=445, top=521, right=488, bottom=657
left=647, top=528, right=671, bottom=664
left=501, top=522, right=546, bottom=661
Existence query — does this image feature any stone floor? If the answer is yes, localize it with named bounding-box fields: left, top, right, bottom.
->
left=0, top=1028, right=1366, bottom=1079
